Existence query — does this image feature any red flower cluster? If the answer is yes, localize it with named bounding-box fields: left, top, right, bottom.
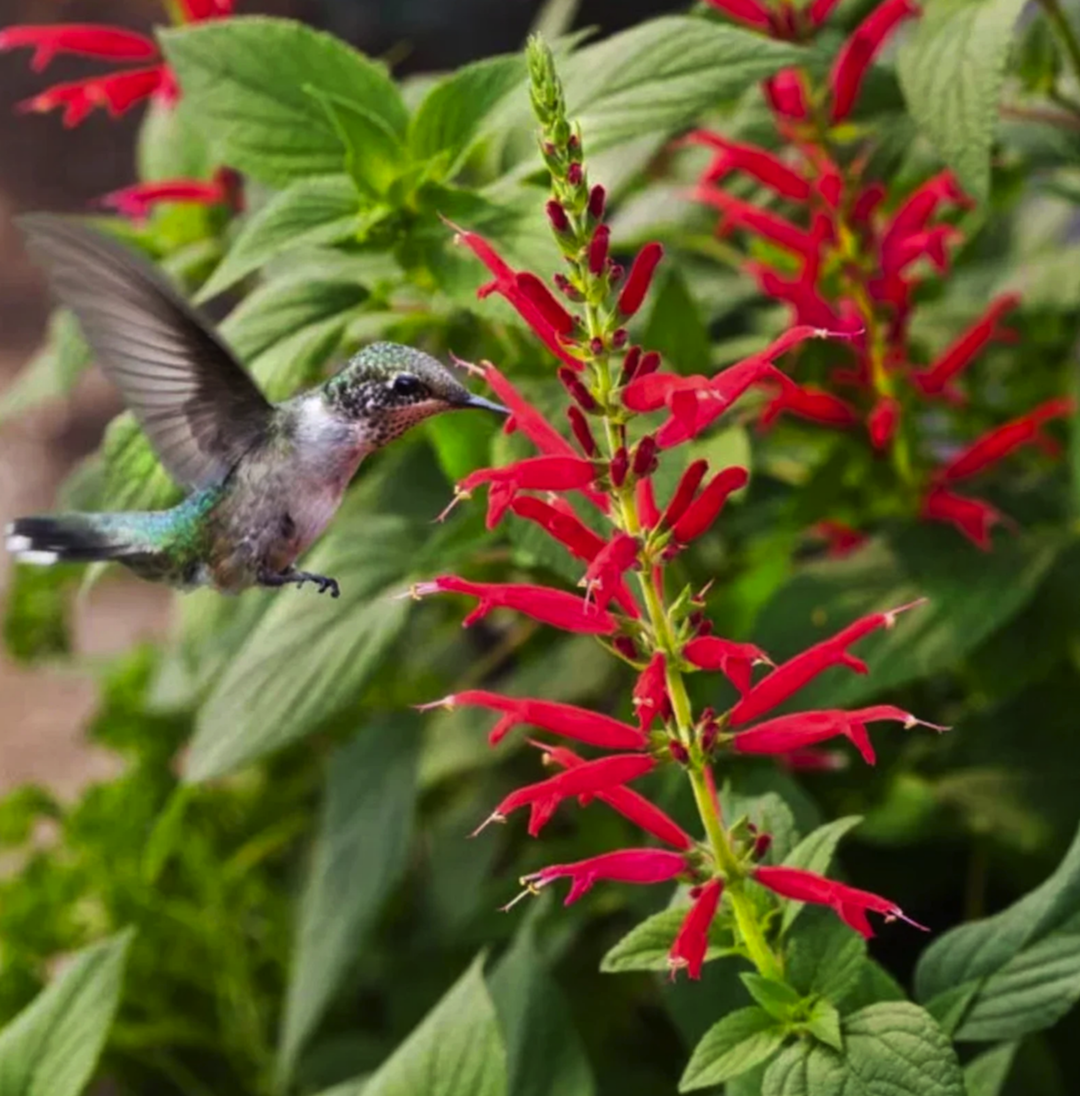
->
left=412, top=102, right=939, bottom=972
left=690, top=0, right=1073, bottom=548
left=0, top=2, right=232, bottom=127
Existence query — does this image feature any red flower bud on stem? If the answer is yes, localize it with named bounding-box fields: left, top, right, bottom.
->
left=589, top=225, right=611, bottom=276
left=558, top=367, right=599, bottom=412
left=668, top=878, right=724, bottom=980
left=617, top=243, right=664, bottom=317
left=672, top=467, right=749, bottom=543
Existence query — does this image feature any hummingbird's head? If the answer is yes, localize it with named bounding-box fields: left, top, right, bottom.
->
left=325, top=343, right=508, bottom=445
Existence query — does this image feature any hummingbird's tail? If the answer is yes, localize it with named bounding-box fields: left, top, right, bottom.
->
left=5, top=514, right=136, bottom=565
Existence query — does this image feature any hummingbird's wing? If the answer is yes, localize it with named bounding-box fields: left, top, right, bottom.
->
left=18, top=214, right=275, bottom=492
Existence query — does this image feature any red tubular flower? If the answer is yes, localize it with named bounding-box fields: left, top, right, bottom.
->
left=880, top=171, right=968, bottom=270
left=479, top=362, right=578, bottom=459
left=661, top=460, right=709, bottom=529
left=582, top=533, right=640, bottom=609
left=939, top=397, right=1075, bottom=483
left=686, top=131, right=812, bottom=201
left=729, top=601, right=923, bottom=725
left=0, top=25, right=157, bottom=71
left=684, top=636, right=773, bottom=695
left=633, top=652, right=669, bottom=732
left=669, top=878, right=724, bottom=980
left=829, top=0, right=921, bottom=123
left=520, top=848, right=688, bottom=906
left=451, top=223, right=583, bottom=369
left=617, top=243, right=664, bottom=318
left=509, top=496, right=604, bottom=559
left=761, top=377, right=859, bottom=428
left=99, top=168, right=241, bottom=219
left=867, top=396, right=901, bottom=449
left=179, top=0, right=235, bottom=17
left=912, top=295, right=1021, bottom=399
left=764, top=71, right=809, bottom=120
left=704, top=0, right=773, bottom=31
left=536, top=743, right=694, bottom=849
left=807, top=0, right=842, bottom=27
left=19, top=66, right=170, bottom=127
left=922, top=486, right=1004, bottom=550
left=636, top=477, right=662, bottom=529
left=695, top=187, right=822, bottom=260
left=410, top=576, right=618, bottom=634
left=814, top=519, right=868, bottom=558
left=754, top=866, right=927, bottom=938
left=477, top=753, right=655, bottom=837
left=732, top=705, right=946, bottom=764
left=672, top=467, right=749, bottom=543
left=457, top=455, right=597, bottom=528
left=419, top=690, right=647, bottom=750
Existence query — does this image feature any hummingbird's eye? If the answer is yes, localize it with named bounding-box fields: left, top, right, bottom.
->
left=391, top=373, right=423, bottom=397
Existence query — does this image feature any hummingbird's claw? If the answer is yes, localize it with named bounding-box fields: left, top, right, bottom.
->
left=259, top=566, right=340, bottom=599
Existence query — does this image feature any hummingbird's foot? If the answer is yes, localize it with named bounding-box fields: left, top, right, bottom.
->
left=259, top=567, right=341, bottom=598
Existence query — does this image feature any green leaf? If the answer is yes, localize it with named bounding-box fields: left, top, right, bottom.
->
left=915, top=821, right=1080, bottom=1041
left=0, top=310, right=92, bottom=421
left=564, top=16, right=804, bottom=153
left=761, top=1003, right=964, bottom=1096
left=410, top=54, right=527, bottom=174
left=277, top=722, right=418, bottom=1085
left=751, top=526, right=1058, bottom=709
left=784, top=908, right=867, bottom=1006
left=805, top=999, right=843, bottom=1052
left=2, top=564, right=74, bottom=664
left=780, top=817, right=863, bottom=931
left=0, top=930, right=134, bottom=1096
left=600, top=905, right=737, bottom=973
left=137, top=95, right=213, bottom=182
left=898, top=0, right=1027, bottom=201
left=642, top=268, right=711, bottom=374
left=198, top=175, right=361, bottom=301
left=312, top=91, right=409, bottom=200
left=160, top=17, right=408, bottom=186
left=360, top=956, right=507, bottom=1096
left=741, top=974, right=803, bottom=1021
left=679, top=1006, right=785, bottom=1092
left=489, top=925, right=596, bottom=1096
left=963, top=1042, right=1018, bottom=1096
left=186, top=514, right=418, bottom=780
left=100, top=411, right=182, bottom=513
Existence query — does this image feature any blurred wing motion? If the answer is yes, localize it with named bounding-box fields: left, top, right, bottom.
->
left=18, top=214, right=273, bottom=490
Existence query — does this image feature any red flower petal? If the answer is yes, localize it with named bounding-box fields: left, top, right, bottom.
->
left=633, top=652, right=669, bottom=732
left=684, top=636, right=772, bottom=695
left=688, top=131, right=812, bottom=202
left=921, top=486, right=1004, bottom=550
left=703, top=0, right=774, bottom=30
left=98, top=171, right=238, bottom=220
left=761, top=377, right=859, bottom=428
left=672, top=466, right=749, bottom=543
left=459, top=456, right=597, bottom=528
left=867, top=396, right=901, bottom=449
left=19, top=65, right=169, bottom=126
left=695, top=186, right=822, bottom=260
left=0, top=25, right=158, bottom=71
left=617, top=243, right=664, bottom=318
left=669, top=878, right=724, bottom=979
left=521, top=848, right=688, bottom=905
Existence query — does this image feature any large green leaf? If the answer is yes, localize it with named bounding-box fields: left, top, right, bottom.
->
left=680, top=1006, right=784, bottom=1092
left=277, top=723, right=419, bottom=1085
left=160, top=17, right=408, bottom=186
left=761, top=1003, right=964, bottom=1096
left=750, top=527, right=1058, bottom=709
left=898, top=0, right=1027, bottom=201
left=784, top=908, right=868, bottom=1007
left=963, top=1042, right=1018, bottom=1096
left=915, top=821, right=1080, bottom=1041
left=313, top=91, right=410, bottom=200
left=410, top=54, right=527, bottom=174
left=185, top=514, right=419, bottom=781
left=198, top=175, right=362, bottom=301
left=0, top=930, right=133, bottom=1096
left=563, top=16, right=804, bottom=153
left=489, top=926, right=596, bottom=1096
left=360, top=957, right=507, bottom=1096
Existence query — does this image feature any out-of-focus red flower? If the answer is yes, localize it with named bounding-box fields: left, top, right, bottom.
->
left=694, top=186, right=823, bottom=261
left=99, top=167, right=243, bottom=219
left=921, top=486, right=1004, bottom=550
left=684, top=636, right=773, bottom=695
left=633, top=652, right=669, bottom=732
left=477, top=752, right=655, bottom=837
left=829, top=0, right=921, bottom=123
left=409, top=575, right=619, bottom=634
left=450, top=223, right=582, bottom=369
left=761, top=377, right=859, bottom=428
left=669, top=878, right=724, bottom=979
left=418, top=690, right=647, bottom=750
left=685, top=131, right=812, bottom=201
left=938, top=398, right=1075, bottom=482
left=912, top=295, right=1021, bottom=400
left=535, top=743, right=694, bottom=849
left=777, top=746, right=849, bottom=772
left=764, top=70, right=809, bottom=119
left=754, top=866, right=927, bottom=938
left=732, top=705, right=946, bottom=764
left=867, top=396, right=901, bottom=449
left=729, top=601, right=923, bottom=725
left=814, top=519, right=869, bottom=558
left=18, top=66, right=172, bottom=127
left=520, top=848, right=689, bottom=906
left=703, top=0, right=773, bottom=31
left=0, top=25, right=157, bottom=71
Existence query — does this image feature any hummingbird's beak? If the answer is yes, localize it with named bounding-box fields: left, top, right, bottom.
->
left=461, top=393, right=510, bottom=416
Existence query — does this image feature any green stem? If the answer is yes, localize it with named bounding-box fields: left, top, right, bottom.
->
left=1039, top=0, right=1080, bottom=96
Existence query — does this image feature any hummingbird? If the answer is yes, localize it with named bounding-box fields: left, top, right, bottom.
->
left=5, top=215, right=508, bottom=597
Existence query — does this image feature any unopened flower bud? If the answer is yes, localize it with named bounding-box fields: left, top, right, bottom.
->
left=688, top=610, right=714, bottom=637
left=588, top=225, right=610, bottom=275
left=612, top=327, right=628, bottom=349
left=546, top=199, right=570, bottom=234
left=753, top=833, right=773, bottom=859
left=608, top=262, right=625, bottom=286
left=632, top=435, right=659, bottom=477
left=618, top=243, right=664, bottom=317
left=588, top=184, right=606, bottom=222
left=567, top=406, right=598, bottom=456
left=554, top=273, right=583, bottom=302
left=669, top=740, right=690, bottom=765
left=637, top=350, right=661, bottom=377
left=558, top=367, right=599, bottom=412
left=620, top=346, right=642, bottom=385
left=612, top=634, right=638, bottom=660
left=568, top=161, right=583, bottom=185
left=589, top=336, right=605, bottom=356
left=700, top=721, right=719, bottom=754
left=610, top=446, right=630, bottom=487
